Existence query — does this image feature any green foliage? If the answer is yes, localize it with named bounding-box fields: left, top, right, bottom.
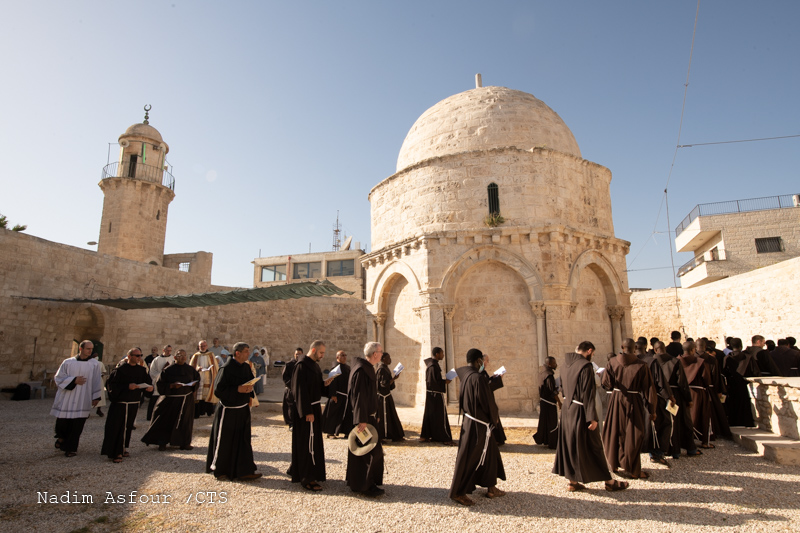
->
left=484, top=213, right=505, bottom=228
left=0, top=213, right=26, bottom=232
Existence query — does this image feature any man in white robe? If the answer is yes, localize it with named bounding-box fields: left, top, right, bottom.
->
left=51, top=340, right=103, bottom=456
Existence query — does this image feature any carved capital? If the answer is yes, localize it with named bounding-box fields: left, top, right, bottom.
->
left=606, top=305, right=625, bottom=321
left=374, top=312, right=387, bottom=326
left=443, top=305, right=457, bottom=320
left=529, top=301, right=546, bottom=319
left=568, top=301, right=578, bottom=317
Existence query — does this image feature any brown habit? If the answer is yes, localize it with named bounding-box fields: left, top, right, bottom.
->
left=601, top=353, right=656, bottom=477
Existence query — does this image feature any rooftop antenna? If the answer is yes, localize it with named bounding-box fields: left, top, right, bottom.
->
left=332, top=211, right=342, bottom=251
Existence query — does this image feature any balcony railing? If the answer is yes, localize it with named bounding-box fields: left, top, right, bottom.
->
left=101, top=161, right=175, bottom=191
left=675, top=194, right=798, bottom=237
left=677, top=248, right=727, bottom=277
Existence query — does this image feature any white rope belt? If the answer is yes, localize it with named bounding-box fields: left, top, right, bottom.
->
left=464, top=413, right=492, bottom=468
left=172, top=391, right=194, bottom=430
left=210, top=402, right=248, bottom=471
left=336, top=391, right=348, bottom=396
left=118, top=401, right=139, bottom=454
left=540, top=398, right=557, bottom=406
left=571, top=400, right=584, bottom=406
left=689, top=385, right=706, bottom=390
left=428, top=390, right=449, bottom=435
left=310, top=400, right=321, bottom=465
left=378, top=393, right=391, bottom=436
left=613, top=388, right=640, bottom=393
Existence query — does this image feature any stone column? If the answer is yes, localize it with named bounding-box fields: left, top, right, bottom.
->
left=607, top=305, right=625, bottom=352
left=530, top=302, right=547, bottom=366
left=443, top=305, right=457, bottom=403
left=375, top=312, right=387, bottom=348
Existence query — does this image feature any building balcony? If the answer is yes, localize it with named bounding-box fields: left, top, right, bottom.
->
left=677, top=249, right=728, bottom=288
left=101, top=161, right=175, bottom=191
left=675, top=194, right=798, bottom=252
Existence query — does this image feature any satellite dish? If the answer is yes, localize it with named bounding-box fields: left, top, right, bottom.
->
left=342, top=236, right=353, bottom=251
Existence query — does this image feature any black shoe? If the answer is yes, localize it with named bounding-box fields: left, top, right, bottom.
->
left=363, top=485, right=385, bottom=497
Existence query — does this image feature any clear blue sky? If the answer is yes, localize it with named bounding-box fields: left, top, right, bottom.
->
left=2, top=1, right=798, bottom=290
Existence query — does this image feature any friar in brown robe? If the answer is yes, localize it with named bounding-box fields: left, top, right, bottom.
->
left=680, top=341, right=713, bottom=448
left=601, top=338, right=656, bottom=479
left=697, top=338, right=732, bottom=440
left=553, top=341, right=628, bottom=492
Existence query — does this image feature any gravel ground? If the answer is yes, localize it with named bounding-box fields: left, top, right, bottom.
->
left=1, top=398, right=799, bottom=533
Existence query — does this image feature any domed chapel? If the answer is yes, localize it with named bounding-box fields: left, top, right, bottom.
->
left=362, top=81, right=633, bottom=413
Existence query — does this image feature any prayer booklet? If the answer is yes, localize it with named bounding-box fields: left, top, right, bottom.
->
left=666, top=400, right=679, bottom=416
left=718, top=394, right=727, bottom=404
left=355, top=425, right=373, bottom=445
left=200, top=365, right=213, bottom=372
left=177, top=380, right=199, bottom=387
left=592, top=362, right=605, bottom=375
left=135, top=383, right=151, bottom=389
left=328, top=365, right=342, bottom=379
left=393, top=362, right=404, bottom=377
left=445, top=368, right=457, bottom=380
left=242, top=376, right=261, bottom=387
left=493, top=366, right=507, bottom=377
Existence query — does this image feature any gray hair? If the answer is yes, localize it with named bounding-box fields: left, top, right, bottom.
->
left=363, top=342, right=382, bottom=358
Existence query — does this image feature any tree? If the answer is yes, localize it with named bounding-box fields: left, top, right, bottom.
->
left=0, top=213, right=26, bottom=232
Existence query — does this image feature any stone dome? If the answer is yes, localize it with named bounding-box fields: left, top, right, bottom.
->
left=396, top=86, right=581, bottom=172
left=120, top=123, right=164, bottom=144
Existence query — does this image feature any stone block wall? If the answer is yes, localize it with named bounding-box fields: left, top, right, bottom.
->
left=631, top=256, right=800, bottom=343
left=369, top=148, right=615, bottom=252
left=0, top=228, right=367, bottom=386
left=751, top=377, right=800, bottom=440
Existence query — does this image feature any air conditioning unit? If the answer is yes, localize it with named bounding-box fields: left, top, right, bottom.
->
left=792, top=194, right=800, bottom=207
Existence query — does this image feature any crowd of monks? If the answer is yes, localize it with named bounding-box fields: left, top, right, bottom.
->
left=48, top=331, right=796, bottom=504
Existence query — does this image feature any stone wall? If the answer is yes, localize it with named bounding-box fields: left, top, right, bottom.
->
left=369, top=147, right=615, bottom=251
left=751, top=377, right=800, bottom=441
left=0, top=228, right=367, bottom=387
left=631, top=256, right=800, bottom=343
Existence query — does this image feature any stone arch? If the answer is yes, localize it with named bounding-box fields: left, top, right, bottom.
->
left=567, top=249, right=623, bottom=305
left=368, top=259, right=422, bottom=310
left=377, top=269, right=422, bottom=406
left=441, top=245, right=543, bottom=303
left=70, top=305, right=106, bottom=359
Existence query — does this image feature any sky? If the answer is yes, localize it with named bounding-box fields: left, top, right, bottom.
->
left=1, top=1, right=798, bottom=290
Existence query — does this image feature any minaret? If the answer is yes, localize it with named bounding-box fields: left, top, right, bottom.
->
left=97, top=106, right=175, bottom=265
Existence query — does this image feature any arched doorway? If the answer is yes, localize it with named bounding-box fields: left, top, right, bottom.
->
left=380, top=274, right=421, bottom=407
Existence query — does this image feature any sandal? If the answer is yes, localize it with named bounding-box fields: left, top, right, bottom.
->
left=605, top=480, right=629, bottom=491
left=55, top=439, right=64, bottom=449
left=122, top=452, right=130, bottom=457
left=651, top=456, right=669, bottom=466
left=687, top=449, right=703, bottom=457
left=700, top=444, right=715, bottom=449
left=567, top=482, right=585, bottom=492
left=112, top=457, right=123, bottom=463
left=302, top=482, right=323, bottom=492
left=64, top=452, right=77, bottom=458
left=637, top=471, right=650, bottom=480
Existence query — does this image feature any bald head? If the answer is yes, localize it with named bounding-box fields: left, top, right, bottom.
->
left=682, top=341, right=696, bottom=356
left=621, top=338, right=635, bottom=355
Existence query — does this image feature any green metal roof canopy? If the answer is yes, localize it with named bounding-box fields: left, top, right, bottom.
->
left=25, top=280, right=352, bottom=310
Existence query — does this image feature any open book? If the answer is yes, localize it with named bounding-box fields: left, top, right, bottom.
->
left=666, top=400, right=679, bottom=416
left=176, top=380, right=199, bottom=387
left=242, top=376, right=261, bottom=387
left=393, top=362, right=404, bottom=377
left=493, top=366, right=507, bottom=377
left=199, top=365, right=213, bottom=372
left=328, top=365, right=342, bottom=379
left=445, top=368, right=457, bottom=380
left=355, top=424, right=373, bottom=445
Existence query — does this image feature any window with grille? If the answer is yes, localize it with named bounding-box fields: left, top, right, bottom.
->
left=261, top=265, right=287, bottom=282
left=488, top=183, right=500, bottom=215
left=326, top=259, right=355, bottom=277
left=178, top=262, right=191, bottom=272
left=755, top=237, right=783, bottom=254
left=293, top=262, right=322, bottom=279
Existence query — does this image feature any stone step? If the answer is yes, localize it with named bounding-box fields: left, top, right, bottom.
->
left=731, top=427, right=800, bottom=466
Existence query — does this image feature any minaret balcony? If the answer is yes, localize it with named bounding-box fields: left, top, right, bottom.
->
left=101, top=161, right=175, bottom=191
